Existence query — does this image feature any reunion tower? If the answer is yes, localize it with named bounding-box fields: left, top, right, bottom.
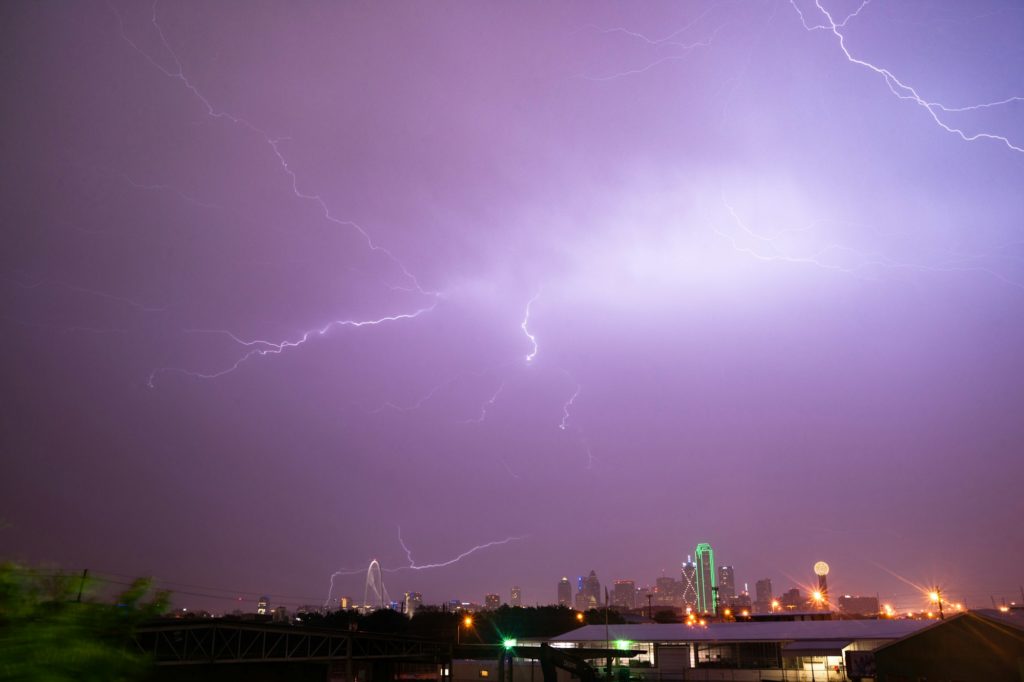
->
left=813, top=561, right=830, bottom=610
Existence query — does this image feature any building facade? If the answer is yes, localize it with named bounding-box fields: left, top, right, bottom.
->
left=694, top=543, right=716, bottom=614
left=612, top=579, right=636, bottom=610
left=557, top=577, right=572, bottom=607
left=681, top=559, right=698, bottom=611
left=754, top=579, right=773, bottom=613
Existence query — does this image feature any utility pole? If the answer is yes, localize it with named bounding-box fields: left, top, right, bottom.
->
left=76, top=569, right=88, bottom=603
left=647, top=594, right=653, bottom=620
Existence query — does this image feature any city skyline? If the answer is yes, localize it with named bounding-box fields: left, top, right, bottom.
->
left=3, top=0, right=1022, bottom=620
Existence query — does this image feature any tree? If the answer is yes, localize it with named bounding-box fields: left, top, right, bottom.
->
left=0, top=563, right=168, bottom=681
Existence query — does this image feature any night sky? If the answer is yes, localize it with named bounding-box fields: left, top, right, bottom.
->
left=2, top=0, right=1023, bottom=613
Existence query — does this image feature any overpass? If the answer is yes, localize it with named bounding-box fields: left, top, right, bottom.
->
left=134, top=620, right=638, bottom=682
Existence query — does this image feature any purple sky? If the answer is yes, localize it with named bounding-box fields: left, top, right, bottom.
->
left=3, top=0, right=1023, bottom=613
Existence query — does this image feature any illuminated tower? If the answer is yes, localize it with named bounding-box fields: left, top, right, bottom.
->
left=681, top=557, right=698, bottom=610
left=511, top=585, right=522, bottom=607
left=718, top=565, right=736, bottom=601
left=695, top=543, right=716, bottom=614
left=557, top=577, right=572, bottom=607
left=813, top=561, right=830, bottom=609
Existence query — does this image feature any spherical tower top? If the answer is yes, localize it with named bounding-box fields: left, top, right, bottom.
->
left=813, top=561, right=830, bottom=576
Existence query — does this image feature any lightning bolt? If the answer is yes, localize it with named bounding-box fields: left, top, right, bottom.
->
left=716, top=193, right=1024, bottom=290
left=371, top=375, right=463, bottom=415
left=147, top=303, right=438, bottom=386
left=790, top=0, right=1024, bottom=154
left=459, top=380, right=506, bottom=424
left=324, top=529, right=527, bottom=606
left=559, top=384, right=581, bottom=431
left=521, top=291, right=541, bottom=363
left=579, top=28, right=725, bottom=83
left=577, top=6, right=727, bottom=83
left=121, top=172, right=222, bottom=211
left=396, top=527, right=527, bottom=571
left=110, top=0, right=438, bottom=297
left=107, top=2, right=451, bottom=384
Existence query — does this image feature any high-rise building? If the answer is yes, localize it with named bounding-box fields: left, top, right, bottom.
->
left=612, top=580, right=636, bottom=610
left=695, top=543, right=717, bottom=614
left=484, top=593, right=501, bottom=610
left=754, top=579, right=773, bottom=613
left=257, top=596, right=269, bottom=616
left=838, top=595, right=879, bottom=615
left=718, top=565, right=736, bottom=600
left=680, top=558, right=698, bottom=610
left=780, top=588, right=802, bottom=610
left=655, top=576, right=680, bottom=607
left=510, top=586, right=522, bottom=607
left=583, top=570, right=601, bottom=605
left=557, top=577, right=572, bottom=607
left=404, top=592, right=423, bottom=615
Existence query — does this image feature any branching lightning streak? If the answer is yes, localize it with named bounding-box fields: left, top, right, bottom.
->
left=325, top=566, right=370, bottom=607
left=459, top=380, right=506, bottom=424
left=559, top=384, right=580, bottom=431
left=121, top=172, right=222, bottom=210
left=717, top=194, right=1024, bottom=290
left=147, top=303, right=437, bottom=386
left=790, top=0, right=1024, bottom=154
left=575, top=1, right=722, bottom=47
left=791, top=0, right=871, bottom=31
left=109, top=1, right=447, bottom=384
left=396, top=527, right=526, bottom=571
left=521, top=292, right=541, bottom=363
left=579, top=17, right=727, bottom=83
left=371, top=378, right=457, bottom=415
left=324, top=530, right=526, bottom=605
left=112, top=0, right=439, bottom=295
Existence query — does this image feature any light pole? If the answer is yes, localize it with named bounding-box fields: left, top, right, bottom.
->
left=929, top=589, right=944, bottom=619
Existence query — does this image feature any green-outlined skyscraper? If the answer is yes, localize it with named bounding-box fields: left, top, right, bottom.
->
left=694, top=543, right=716, bottom=614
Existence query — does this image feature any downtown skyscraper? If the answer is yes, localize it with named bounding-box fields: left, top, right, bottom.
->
left=681, top=557, right=698, bottom=611
left=695, top=543, right=717, bottom=614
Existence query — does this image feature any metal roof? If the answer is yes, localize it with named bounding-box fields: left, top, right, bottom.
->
left=781, top=640, right=852, bottom=656
left=550, top=620, right=931, bottom=644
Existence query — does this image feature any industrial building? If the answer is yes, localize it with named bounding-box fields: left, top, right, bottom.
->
left=544, top=620, right=934, bottom=680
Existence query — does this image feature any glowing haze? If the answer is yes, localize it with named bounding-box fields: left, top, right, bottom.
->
left=2, top=0, right=1022, bottom=612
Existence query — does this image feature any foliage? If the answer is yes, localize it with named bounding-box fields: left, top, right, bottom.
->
left=0, top=563, right=168, bottom=682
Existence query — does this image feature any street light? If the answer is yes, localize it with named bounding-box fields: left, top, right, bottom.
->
left=929, top=589, right=944, bottom=619
left=458, top=615, right=474, bottom=644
